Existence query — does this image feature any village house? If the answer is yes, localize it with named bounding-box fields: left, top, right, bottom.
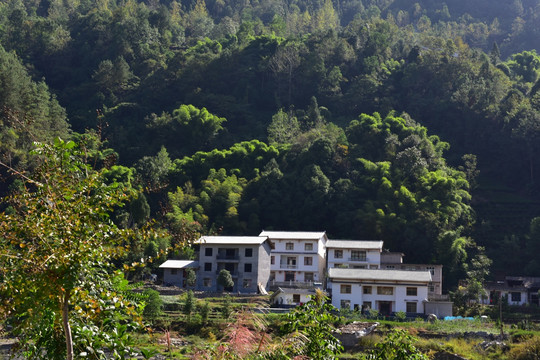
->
left=195, top=235, right=273, bottom=293
left=270, top=287, right=319, bottom=308
left=328, top=268, right=431, bottom=315
left=326, top=239, right=384, bottom=270
left=260, top=230, right=328, bottom=290
left=159, top=260, right=199, bottom=287
left=481, top=276, right=540, bottom=306
left=158, top=230, right=452, bottom=316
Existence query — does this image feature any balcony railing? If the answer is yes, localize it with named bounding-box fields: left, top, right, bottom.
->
left=348, top=257, right=367, bottom=262
left=280, top=264, right=298, bottom=269
left=269, top=280, right=317, bottom=290
left=216, top=255, right=240, bottom=260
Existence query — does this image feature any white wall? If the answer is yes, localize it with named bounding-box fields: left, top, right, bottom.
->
left=330, top=281, right=428, bottom=314
left=327, top=248, right=381, bottom=268
left=272, top=292, right=312, bottom=306
left=270, top=237, right=325, bottom=283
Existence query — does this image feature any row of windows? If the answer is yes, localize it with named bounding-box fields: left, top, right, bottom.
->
left=333, top=250, right=367, bottom=260
left=204, top=263, right=253, bottom=272
left=340, top=285, right=418, bottom=296
left=339, top=300, right=418, bottom=313
left=270, top=256, right=314, bottom=265
left=202, top=278, right=254, bottom=288
left=204, top=248, right=254, bottom=257
left=269, top=272, right=315, bottom=282
left=285, top=242, right=314, bottom=251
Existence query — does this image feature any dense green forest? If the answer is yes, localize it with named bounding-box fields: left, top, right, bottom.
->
left=3, top=0, right=540, bottom=288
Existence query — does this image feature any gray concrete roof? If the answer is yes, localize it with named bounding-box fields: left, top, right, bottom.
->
left=326, top=240, right=383, bottom=250
left=196, top=236, right=269, bottom=245
left=328, top=268, right=432, bottom=282
left=159, top=260, right=199, bottom=269
left=259, top=231, right=327, bottom=240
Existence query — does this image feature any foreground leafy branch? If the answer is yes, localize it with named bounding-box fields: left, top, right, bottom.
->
left=0, top=138, right=154, bottom=359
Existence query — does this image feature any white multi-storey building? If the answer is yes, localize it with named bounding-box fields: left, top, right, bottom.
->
left=259, top=230, right=328, bottom=287
left=326, top=239, right=383, bottom=270
left=329, top=268, right=431, bottom=315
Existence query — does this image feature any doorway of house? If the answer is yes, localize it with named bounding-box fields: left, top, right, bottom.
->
left=379, top=301, right=392, bottom=316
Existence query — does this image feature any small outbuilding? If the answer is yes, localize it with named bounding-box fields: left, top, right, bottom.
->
left=270, top=287, right=317, bottom=307
left=159, top=260, right=199, bottom=287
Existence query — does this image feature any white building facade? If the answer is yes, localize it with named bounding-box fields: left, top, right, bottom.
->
left=329, top=268, right=431, bottom=315
left=260, top=231, right=328, bottom=287
left=326, top=240, right=383, bottom=270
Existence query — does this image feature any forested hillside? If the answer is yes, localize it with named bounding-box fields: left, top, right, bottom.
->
left=2, top=0, right=540, bottom=287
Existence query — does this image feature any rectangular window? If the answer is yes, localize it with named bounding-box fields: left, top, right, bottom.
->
left=304, top=257, right=313, bottom=266
left=340, top=284, right=352, bottom=294
left=406, top=302, right=417, bottom=313
left=377, top=286, right=393, bottom=295
left=351, top=250, right=366, bottom=261
left=429, top=284, right=435, bottom=293
left=293, top=294, right=301, bottom=303
left=204, top=263, right=212, bottom=271
left=286, top=242, right=294, bottom=250
left=334, top=250, right=343, bottom=258
left=511, top=292, right=521, bottom=302
left=170, top=268, right=178, bottom=275
left=245, top=248, right=253, bottom=257
left=304, top=272, right=314, bottom=282
left=271, top=256, right=275, bottom=265
left=205, top=248, right=213, bottom=256
left=203, top=278, right=212, bottom=287
left=406, top=287, right=418, bottom=296
left=305, top=243, right=313, bottom=251
left=244, top=263, right=252, bottom=272
left=340, top=300, right=351, bottom=309
left=285, top=271, right=295, bottom=281
left=363, top=286, right=372, bottom=294
left=243, top=279, right=252, bottom=288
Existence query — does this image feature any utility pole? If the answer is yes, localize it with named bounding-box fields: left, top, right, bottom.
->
left=499, top=293, right=504, bottom=337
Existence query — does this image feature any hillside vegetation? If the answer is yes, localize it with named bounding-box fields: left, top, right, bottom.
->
left=2, top=0, right=540, bottom=286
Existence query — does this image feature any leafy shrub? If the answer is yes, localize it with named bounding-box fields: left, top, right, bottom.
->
left=143, top=289, right=163, bottom=322
left=362, top=329, right=429, bottom=360
left=508, top=336, right=540, bottom=359
left=395, top=311, right=407, bottom=322
left=511, top=330, right=537, bottom=343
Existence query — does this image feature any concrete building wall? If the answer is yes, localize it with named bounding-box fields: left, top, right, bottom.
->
left=330, top=281, right=428, bottom=314
left=327, top=249, right=381, bottom=269
left=197, top=243, right=269, bottom=293
left=255, top=243, right=272, bottom=292
left=270, top=238, right=325, bottom=284
left=425, top=302, right=453, bottom=318
left=163, top=268, right=184, bottom=287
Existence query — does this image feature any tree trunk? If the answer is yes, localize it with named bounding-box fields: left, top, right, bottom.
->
left=62, top=294, right=74, bottom=360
